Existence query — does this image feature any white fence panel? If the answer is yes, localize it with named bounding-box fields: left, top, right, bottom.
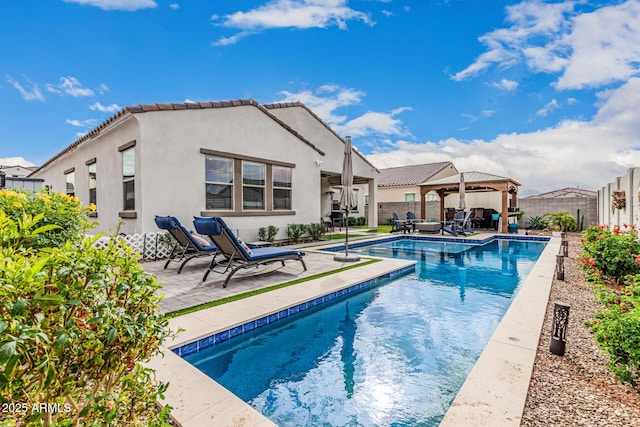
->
left=91, top=231, right=173, bottom=260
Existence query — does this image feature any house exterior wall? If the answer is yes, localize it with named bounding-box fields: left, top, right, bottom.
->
left=377, top=186, right=420, bottom=203
left=31, top=103, right=377, bottom=240
left=31, top=117, right=141, bottom=234
left=0, top=166, right=33, bottom=177
left=267, top=106, right=379, bottom=227
left=136, top=106, right=323, bottom=240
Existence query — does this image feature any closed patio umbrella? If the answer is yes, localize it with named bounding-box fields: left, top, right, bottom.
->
left=334, top=136, right=360, bottom=262
left=459, top=172, right=466, bottom=211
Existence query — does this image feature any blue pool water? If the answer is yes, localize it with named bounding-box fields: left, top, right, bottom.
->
left=185, top=238, right=546, bottom=426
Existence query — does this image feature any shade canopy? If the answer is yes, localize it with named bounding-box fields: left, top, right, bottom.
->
left=418, top=171, right=521, bottom=233
left=338, top=136, right=358, bottom=213
left=459, top=172, right=466, bottom=210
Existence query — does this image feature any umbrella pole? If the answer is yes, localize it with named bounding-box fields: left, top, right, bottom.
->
left=345, top=210, right=349, bottom=257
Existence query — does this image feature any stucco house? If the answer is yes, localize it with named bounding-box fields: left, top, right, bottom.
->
left=29, top=99, right=379, bottom=240
left=377, top=162, right=458, bottom=203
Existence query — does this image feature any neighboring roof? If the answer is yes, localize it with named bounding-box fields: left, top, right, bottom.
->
left=421, top=171, right=521, bottom=186
left=264, top=101, right=379, bottom=172
left=30, top=99, right=326, bottom=176
left=377, top=162, right=455, bottom=187
left=522, top=187, right=597, bottom=199
left=0, top=165, right=38, bottom=170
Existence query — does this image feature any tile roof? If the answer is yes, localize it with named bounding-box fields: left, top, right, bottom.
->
left=264, top=102, right=379, bottom=172
left=30, top=99, right=326, bottom=176
left=378, top=162, right=454, bottom=187
left=521, top=187, right=596, bottom=198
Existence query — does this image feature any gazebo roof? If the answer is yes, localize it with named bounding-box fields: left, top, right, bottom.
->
left=419, top=171, right=520, bottom=195
left=421, top=171, right=520, bottom=186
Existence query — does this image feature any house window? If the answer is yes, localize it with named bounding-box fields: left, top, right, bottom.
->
left=273, top=166, right=292, bottom=210
left=65, top=170, right=75, bottom=196
left=243, top=161, right=265, bottom=210
left=122, top=147, right=135, bottom=211
left=88, top=162, right=97, bottom=207
left=205, top=155, right=233, bottom=210
left=405, top=193, right=416, bottom=202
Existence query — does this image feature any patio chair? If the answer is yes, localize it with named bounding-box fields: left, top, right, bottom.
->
left=390, top=212, right=409, bottom=233
left=471, top=208, right=484, bottom=229
left=154, top=215, right=218, bottom=273
left=193, top=216, right=307, bottom=288
left=406, top=211, right=418, bottom=232
left=441, top=210, right=473, bottom=236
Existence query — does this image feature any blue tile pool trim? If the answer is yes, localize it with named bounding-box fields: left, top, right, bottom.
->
left=172, top=263, right=417, bottom=358
left=321, top=234, right=550, bottom=253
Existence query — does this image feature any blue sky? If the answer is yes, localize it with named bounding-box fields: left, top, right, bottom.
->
left=2, top=0, right=640, bottom=195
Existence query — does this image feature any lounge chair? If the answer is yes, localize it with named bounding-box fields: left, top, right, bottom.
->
left=193, top=216, right=307, bottom=287
left=391, top=212, right=410, bottom=233
left=406, top=211, right=418, bottom=232
left=154, top=215, right=218, bottom=273
left=441, top=210, right=473, bottom=236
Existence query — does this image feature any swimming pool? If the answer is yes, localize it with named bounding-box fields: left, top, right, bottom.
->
left=183, top=238, right=546, bottom=426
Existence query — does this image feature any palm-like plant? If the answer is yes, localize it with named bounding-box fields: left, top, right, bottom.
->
left=527, top=215, right=547, bottom=230
left=543, top=211, right=578, bottom=232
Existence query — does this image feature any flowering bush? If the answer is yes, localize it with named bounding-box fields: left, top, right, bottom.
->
left=0, top=189, right=96, bottom=248
left=580, top=224, right=640, bottom=388
left=588, top=278, right=640, bottom=387
left=579, top=224, right=640, bottom=283
left=0, top=196, right=172, bottom=425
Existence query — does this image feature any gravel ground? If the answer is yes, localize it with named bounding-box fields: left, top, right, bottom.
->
left=521, top=233, right=640, bottom=427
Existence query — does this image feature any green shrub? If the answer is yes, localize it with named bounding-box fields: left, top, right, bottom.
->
left=286, top=223, right=307, bottom=243
left=588, top=279, right=640, bottom=387
left=543, top=211, right=578, bottom=232
left=357, top=216, right=367, bottom=226
left=0, top=208, right=171, bottom=425
left=307, top=223, right=326, bottom=240
left=579, top=224, right=640, bottom=282
left=258, top=225, right=279, bottom=243
left=0, top=189, right=96, bottom=249
left=580, top=225, right=640, bottom=387
left=527, top=215, right=547, bottom=230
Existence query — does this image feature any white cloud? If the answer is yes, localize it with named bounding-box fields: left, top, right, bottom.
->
left=277, top=85, right=365, bottom=126
left=556, top=0, right=640, bottom=89
left=452, top=0, right=640, bottom=91
left=97, top=83, right=110, bottom=95
left=213, top=0, right=372, bottom=45
left=6, top=77, right=44, bottom=101
left=452, top=1, right=574, bottom=81
left=366, top=78, right=640, bottom=196
left=62, top=0, right=157, bottom=11
left=276, top=85, right=411, bottom=137
left=89, top=102, right=121, bottom=112
left=66, top=118, right=99, bottom=127
left=489, top=78, right=519, bottom=91
left=536, top=98, right=559, bottom=117
left=462, top=110, right=495, bottom=124
left=169, top=3, right=179, bottom=10
left=59, top=77, right=94, bottom=97
left=0, top=157, right=36, bottom=167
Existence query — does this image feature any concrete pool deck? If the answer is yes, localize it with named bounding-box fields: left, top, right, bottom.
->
left=145, top=233, right=558, bottom=426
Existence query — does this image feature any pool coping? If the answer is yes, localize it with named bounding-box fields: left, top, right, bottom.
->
left=147, top=233, right=556, bottom=426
